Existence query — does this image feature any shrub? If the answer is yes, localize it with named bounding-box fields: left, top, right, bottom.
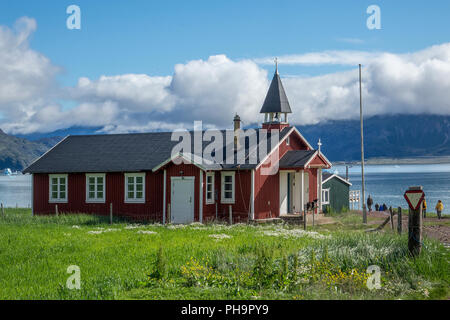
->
left=149, top=246, right=168, bottom=280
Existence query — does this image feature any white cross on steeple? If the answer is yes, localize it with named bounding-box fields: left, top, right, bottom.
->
left=318, top=138, right=322, bottom=152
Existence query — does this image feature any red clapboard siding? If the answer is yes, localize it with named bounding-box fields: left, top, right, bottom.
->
left=254, top=166, right=280, bottom=219
left=33, top=172, right=164, bottom=221
left=201, top=170, right=251, bottom=223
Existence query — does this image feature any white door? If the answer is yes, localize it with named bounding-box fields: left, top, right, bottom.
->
left=304, top=172, right=309, bottom=204
left=171, top=177, right=195, bottom=224
left=294, top=172, right=301, bottom=212
left=279, top=172, right=288, bottom=215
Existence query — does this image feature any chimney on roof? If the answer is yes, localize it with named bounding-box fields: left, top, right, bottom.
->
left=234, top=113, right=241, bottom=150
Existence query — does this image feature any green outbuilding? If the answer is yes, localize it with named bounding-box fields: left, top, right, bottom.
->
left=321, top=172, right=352, bottom=214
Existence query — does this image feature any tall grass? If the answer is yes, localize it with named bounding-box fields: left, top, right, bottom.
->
left=0, top=208, right=448, bottom=300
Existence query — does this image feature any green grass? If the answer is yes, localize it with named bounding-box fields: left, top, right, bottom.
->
left=0, top=209, right=448, bottom=300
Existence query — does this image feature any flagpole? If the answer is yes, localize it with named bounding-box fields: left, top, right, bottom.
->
left=359, top=64, right=367, bottom=224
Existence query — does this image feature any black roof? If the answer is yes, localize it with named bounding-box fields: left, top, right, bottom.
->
left=259, top=72, right=292, bottom=114
left=279, top=150, right=316, bottom=168
left=23, top=127, right=294, bottom=174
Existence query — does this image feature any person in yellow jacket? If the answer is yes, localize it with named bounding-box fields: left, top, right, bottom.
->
left=435, top=200, right=443, bottom=219
left=422, top=198, right=427, bottom=218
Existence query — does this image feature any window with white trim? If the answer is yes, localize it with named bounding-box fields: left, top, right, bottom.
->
left=206, top=173, right=215, bottom=204
left=286, top=136, right=290, bottom=146
left=322, top=188, right=330, bottom=205
left=221, top=172, right=235, bottom=204
left=86, top=174, right=105, bottom=203
left=49, top=174, right=68, bottom=203
left=125, top=173, right=145, bottom=203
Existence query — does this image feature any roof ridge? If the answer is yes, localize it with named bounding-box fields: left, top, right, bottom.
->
left=66, top=126, right=293, bottom=138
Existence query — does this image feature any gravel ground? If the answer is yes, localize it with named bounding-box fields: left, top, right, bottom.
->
left=363, top=210, right=450, bottom=247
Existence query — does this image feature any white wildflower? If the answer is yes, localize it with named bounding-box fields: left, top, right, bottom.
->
left=87, top=228, right=119, bottom=234
left=137, top=230, right=157, bottom=235
left=167, top=224, right=187, bottom=229
left=125, top=224, right=144, bottom=229
left=189, top=222, right=204, bottom=227
left=209, top=233, right=232, bottom=240
left=262, top=228, right=329, bottom=239
left=87, top=230, right=103, bottom=235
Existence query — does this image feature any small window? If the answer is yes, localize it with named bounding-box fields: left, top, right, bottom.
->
left=221, top=172, right=235, bottom=204
left=49, top=174, right=68, bottom=203
left=86, top=174, right=106, bottom=203
left=125, top=173, right=146, bottom=203
left=286, top=136, right=290, bottom=146
left=322, top=189, right=330, bottom=205
left=206, top=173, right=215, bottom=204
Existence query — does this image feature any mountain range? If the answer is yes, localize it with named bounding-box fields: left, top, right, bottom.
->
left=1, top=114, right=449, bottom=171
left=0, top=129, right=62, bottom=171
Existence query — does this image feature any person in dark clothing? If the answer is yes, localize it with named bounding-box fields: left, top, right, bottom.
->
left=375, top=203, right=380, bottom=211
left=382, top=203, right=387, bottom=212
left=367, top=195, right=373, bottom=212
left=422, top=198, right=427, bottom=218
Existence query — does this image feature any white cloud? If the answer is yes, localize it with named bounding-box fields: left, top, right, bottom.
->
left=72, top=74, right=174, bottom=113
left=253, top=50, right=382, bottom=66
left=68, top=54, right=268, bottom=132
left=1, top=17, right=450, bottom=135
left=0, top=17, right=58, bottom=114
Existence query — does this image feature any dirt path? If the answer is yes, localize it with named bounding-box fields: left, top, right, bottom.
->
left=363, top=211, right=450, bottom=247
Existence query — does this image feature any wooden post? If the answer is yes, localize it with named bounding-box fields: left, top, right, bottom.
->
left=397, top=206, right=402, bottom=235
left=110, top=203, right=113, bottom=225
left=407, top=187, right=423, bottom=257
left=55, top=205, right=58, bottom=217
left=1, top=203, right=4, bottom=217
left=229, top=205, right=232, bottom=225
left=215, top=202, right=218, bottom=221
left=389, top=206, right=394, bottom=230
left=303, top=205, right=307, bottom=230
left=167, top=204, right=171, bottom=224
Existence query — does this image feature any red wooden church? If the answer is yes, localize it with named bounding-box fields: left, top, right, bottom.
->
left=23, top=68, right=331, bottom=223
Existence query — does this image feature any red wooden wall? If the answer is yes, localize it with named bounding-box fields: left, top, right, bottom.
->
left=33, top=172, right=164, bottom=221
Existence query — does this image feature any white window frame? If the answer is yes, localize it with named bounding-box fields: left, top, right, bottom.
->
left=49, top=174, right=68, bottom=203
left=86, top=173, right=106, bottom=203
left=125, top=173, right=146, bottom=203
left=286, top=136, right=290, bottom=146
left=206, top=172, right=215, bottom=204
left=221, top=171, right=235, bottom=204
left=322, top=188, right=330, bottom=205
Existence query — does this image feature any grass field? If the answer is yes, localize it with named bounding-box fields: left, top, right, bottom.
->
left=0, top=209, right=448, bottom=300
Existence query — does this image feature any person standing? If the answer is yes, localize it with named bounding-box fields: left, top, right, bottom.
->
left=435, top=200, right=443, bottom=219
left=375, top=203, right=379, bottom=211
left=422, top=198, right=427, bottom=218
left=367, top=195, right=373, bottom=212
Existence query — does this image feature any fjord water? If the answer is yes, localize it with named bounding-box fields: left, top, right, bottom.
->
left=1, top=164, right=450, bottom=212
left=333, top=163, right=450, bottom=212
left=0, top=174, right=31, bottom=208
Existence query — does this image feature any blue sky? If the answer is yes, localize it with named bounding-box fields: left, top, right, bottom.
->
left=2, top=0, right=449, bottom=84
left=1, top=0, right=450, bottom=134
